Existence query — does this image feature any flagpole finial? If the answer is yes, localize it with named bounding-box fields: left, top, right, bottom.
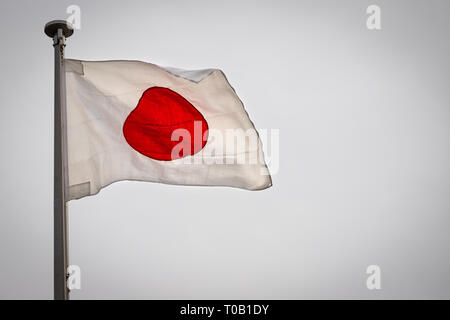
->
left=44, top=20, right=74, bottom=38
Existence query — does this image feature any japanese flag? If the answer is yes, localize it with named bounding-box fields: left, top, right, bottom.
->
left=65, top=60, right=272, bottom=200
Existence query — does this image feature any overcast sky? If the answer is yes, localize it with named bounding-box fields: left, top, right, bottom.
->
left=1, top=0, right=450, bottom=299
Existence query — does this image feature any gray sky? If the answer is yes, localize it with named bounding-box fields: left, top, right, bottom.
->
left=1, top=0, right=450, bottom=299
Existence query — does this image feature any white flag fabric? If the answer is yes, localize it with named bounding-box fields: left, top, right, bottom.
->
left=65, top=60, right=272, bottom=200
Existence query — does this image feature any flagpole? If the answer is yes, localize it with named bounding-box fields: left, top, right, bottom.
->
left=45, top=20, right=74, bottom=300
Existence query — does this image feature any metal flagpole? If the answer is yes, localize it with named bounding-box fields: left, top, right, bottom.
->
left=44, top=20, right=74, bottom=300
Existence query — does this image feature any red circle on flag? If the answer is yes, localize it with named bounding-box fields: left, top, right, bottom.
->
left=123, top=87, right=208, bottom=161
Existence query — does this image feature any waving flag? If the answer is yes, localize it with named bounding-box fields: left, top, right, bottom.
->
left=65, top=60, right=272, bottom=200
